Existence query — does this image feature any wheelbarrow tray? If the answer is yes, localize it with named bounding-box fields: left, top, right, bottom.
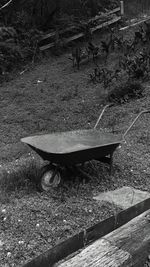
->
left=21, top=129, right=122, bottom=165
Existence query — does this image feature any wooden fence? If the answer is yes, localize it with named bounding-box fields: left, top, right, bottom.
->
left=38, top=7, right=121, bottom=51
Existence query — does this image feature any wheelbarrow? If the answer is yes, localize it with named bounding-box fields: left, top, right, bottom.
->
left=21, top=106, right=150, bottom=191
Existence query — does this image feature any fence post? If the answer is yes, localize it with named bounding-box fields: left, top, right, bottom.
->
left=120, top=0, right=124, bottom=16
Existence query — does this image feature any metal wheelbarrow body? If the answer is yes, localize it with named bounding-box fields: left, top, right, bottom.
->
left=21, top=106, right=150, bottom=191
left=22, top=130, right=122, bottom=165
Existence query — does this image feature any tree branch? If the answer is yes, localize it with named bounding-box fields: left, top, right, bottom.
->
left=0, top=0, right=13, bottom=11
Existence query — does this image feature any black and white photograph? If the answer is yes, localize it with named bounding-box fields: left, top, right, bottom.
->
left=0, top=0, right=150, bottom=266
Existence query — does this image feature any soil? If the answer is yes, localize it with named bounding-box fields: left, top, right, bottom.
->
left=0, top=26, right=150, bottom=267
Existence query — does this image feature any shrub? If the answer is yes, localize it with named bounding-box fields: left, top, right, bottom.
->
left=0, top=26, right=21, bottom=73
left=108, top=81, right=144, bottom=104
left=0, top=25, right=42, bottom=75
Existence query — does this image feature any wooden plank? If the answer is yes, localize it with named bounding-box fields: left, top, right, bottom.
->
left=22, top=197, right=150, bottom=267
left=55, top=210, right=150, bottom=267
left=91, top=16, right=121, bottom=33
left=40, top=7, right=121, bottom=41
left=88, top=7, right=120, bottom=23
left=104, top=7, right=121, bottom=16
left=56, top=210, right=150, bottom=267
left=41, top=26, right=77, bottom=41
left=40, top=16, right=121, bottom=51
left=120, top=16, right=150, bottom=31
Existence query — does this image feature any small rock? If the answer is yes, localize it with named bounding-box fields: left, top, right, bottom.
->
left=18, top=240, right=24, bottom=245
left=84, top=207, right=88, bottom=213
left=1, top=209, right=6, bottom=213
left=7, top=252, right=11, bottom=257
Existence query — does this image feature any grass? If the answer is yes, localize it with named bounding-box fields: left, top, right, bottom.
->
left=0, top=159, right=123, bottom=266
left=0, top=27, right=150, bottom=266
left=0, top=158, right=40, bottom=203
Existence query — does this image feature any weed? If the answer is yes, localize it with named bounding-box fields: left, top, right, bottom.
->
left=86, top=42, right=99, bottom=62
left=108, top=81, right=144, bottom=104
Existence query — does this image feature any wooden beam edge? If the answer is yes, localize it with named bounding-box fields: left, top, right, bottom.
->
left=56, top=210, right=150, bottom=267
left=22, top=197, right=150, bottom=267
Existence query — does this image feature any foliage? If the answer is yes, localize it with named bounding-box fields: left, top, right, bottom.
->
left=0, top=26, right=20, bottom=73
left=16, top=28, right=43, bottom=58
left=0, top=0, right=118, bottom=77
left=1, top=0, right=119, bottom=30
left=107, top=81, right=144, bottom=104
left=88, top=24, right=150, bottom=105
left=0, top=25, right=42, bottom=75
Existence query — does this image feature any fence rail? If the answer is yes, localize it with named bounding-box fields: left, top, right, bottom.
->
left=39, top=7, right=121, bottom=51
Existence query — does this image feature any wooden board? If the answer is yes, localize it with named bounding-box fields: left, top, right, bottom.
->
left=56, top=210, right=150, bottom=267
left=120, top=15, right=150, bottom=31
left=40, top=26, right=77, bottom=41
left=22, top=197, right=150, bottom=267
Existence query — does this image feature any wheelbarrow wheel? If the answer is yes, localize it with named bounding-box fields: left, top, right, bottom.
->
left=38, top=165, right=61, bottom=192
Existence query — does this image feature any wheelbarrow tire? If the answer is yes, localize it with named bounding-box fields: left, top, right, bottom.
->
left=37, top=165, right=61, bottom=192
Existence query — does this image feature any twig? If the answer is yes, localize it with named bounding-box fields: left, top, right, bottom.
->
left=0, top=0, right=12, bottom=11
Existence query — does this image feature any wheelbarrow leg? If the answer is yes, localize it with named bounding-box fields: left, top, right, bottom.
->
left=68, top=165, right=92, bottom=183
left=76, top=165, right=93, bottom=182
left=95, top=154, right=114, bottom=175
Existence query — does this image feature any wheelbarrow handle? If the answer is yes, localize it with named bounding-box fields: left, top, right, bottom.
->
left=123, top=109, right=150, bottom=140
left=94, top=104, right=113, bottom=129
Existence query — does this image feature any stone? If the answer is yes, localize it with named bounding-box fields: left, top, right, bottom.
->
left=93, top=186, right=150, bottom=209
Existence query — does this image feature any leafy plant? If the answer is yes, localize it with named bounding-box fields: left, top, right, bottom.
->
left=108, top=81, right=144, bottom=104
left=0, top=24, right=43, bottom=75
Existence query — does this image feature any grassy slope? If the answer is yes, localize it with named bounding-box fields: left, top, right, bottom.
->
left=0, top=29, right=150, bottom=266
